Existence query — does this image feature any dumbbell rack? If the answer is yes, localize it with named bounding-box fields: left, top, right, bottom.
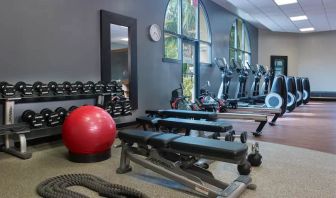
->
left=0, top=93, right=108, bottom=160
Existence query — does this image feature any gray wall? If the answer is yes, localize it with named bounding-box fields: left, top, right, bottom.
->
left=0, top=0, right=259, bottom=129
left=259, top=29, right=336, bottom=92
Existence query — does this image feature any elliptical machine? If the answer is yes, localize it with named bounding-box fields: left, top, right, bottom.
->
left=286, top=76, right=297, bottom=112
left=214, top=57, right=234, bottom=100
left=302, top=77, right=311, bottom=104
left=248, top=63, right=262, bottom=97
left=259, top=65, right=271, bottom=97
left=232, top=60, right=250, bottom=99
left=295, top=77, right=303, bottom=107
left=246, top=63, right=270, bottom=103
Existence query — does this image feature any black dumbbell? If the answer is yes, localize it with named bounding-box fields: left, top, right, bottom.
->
left=33, top=81, right=49, bottom=96
left=0, top=81, right=16, bottom=97
left=110, top=81, right=117, bottom=92
left=75, top=81, right=84, bottom=94
left=68, top=106, right=78, bottom=112
left=83, top=81, right=95, bottom=94
left=62, top=81, right=74, bottom=95
left=225, top=131, right=248, bottom=143
left=55, top=107, right=68, bottom=124
left=15, top=82, right=33, bottom=96
left=247, top=142, right=262, bottom=167
left=104, top=82, right=114, bottom=93
left=94, top=81, right=105, bottom=94
left=40, top=108, right=60, bottom=127
left=48, top=81, right=64, bottom=95
left=22, top=110, right=44, bottom=128
left=70, top=82, right=79, bottom=94
left=104, top=102, right=114, bottom=115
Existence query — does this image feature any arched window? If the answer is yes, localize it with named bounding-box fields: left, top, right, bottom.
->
left=229, top=19, right=251, bottom=66
left=164, top=0, right=211, bottom=63
left=164, top=0, right=211, bottom=100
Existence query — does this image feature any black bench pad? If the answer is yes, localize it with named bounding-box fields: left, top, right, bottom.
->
left=160, top=110, right=217, bottom=120
left=170, top=136, right=247, bottom=160
left=118, top=130, right=162, bottom=144
left=148, top=133, right=182, bottom=148
left=119, top=130, right=247, bottom=161
left=157, top=118, right=232, bottom=133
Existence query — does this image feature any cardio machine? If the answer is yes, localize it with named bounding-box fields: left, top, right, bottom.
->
left=214, top=57, right=287, bottom=124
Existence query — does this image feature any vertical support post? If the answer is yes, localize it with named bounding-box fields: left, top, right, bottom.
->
left=97, top=95, right=105, bottom=106
left=4, top=100, right=15, bottom=149
left=116, top=141, right=132, bottom=174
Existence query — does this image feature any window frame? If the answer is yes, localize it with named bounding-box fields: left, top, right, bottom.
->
left=162, top=0, right=212, bottom=65
left=229, top=18, right=251, bottom=66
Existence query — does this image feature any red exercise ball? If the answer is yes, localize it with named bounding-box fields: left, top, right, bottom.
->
left=62, top=105, right=117, bottom=162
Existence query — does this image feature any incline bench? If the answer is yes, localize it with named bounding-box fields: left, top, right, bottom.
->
left=117, top=129, right=255, bottom=198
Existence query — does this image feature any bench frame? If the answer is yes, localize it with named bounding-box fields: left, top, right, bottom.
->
left=1, top=100, right=32, bottom=159
left=117, top=140, right=253, bottom=198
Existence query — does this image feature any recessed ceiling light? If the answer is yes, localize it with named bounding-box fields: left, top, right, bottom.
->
left=274, top=0, right=297, bottom=6
left=290, top=15, right=308, bottom=21
left=120, top=38, right=129, bottom=41
left=300, top=27, right=315, bottom=32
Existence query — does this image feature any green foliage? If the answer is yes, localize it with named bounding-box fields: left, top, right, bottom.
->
left=164, top=0, right=179, bottom=33
left=182, top=0, right=197, bottom=39
left=165, top=34, right=179, bottom=59
left=183, top=75, right=193, bottom=100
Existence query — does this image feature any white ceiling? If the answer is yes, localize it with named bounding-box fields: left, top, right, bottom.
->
left=211, top=0, right=336, bottom=33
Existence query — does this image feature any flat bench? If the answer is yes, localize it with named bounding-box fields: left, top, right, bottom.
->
left=136, top=116, right=233, bottom=137
left=118, top=129, right=247, bottom=165
left=144, top=109, right=268, bottom=136
left=145, top=109, right=217, bottom=121
left=157, top=118, right=232, bottom=136
left=117, top=129, right=253, bottom=198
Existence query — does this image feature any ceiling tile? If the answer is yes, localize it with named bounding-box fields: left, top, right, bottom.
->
left=210, top=0, right=336, bottom=32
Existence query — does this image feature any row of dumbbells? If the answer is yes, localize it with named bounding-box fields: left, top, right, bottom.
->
left=101, top=97, right=132, bottom=117
left=21, top=100, right=132, bottom=128
left=21, top=106, right=77, bottom=128
left=0, top=81, right=124, bottom=98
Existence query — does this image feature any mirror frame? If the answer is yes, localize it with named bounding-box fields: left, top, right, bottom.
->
left=100, top=10, right=138, bottom=109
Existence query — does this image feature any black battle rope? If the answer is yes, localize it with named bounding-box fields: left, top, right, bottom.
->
left=36, top=174, right=149, bottom=198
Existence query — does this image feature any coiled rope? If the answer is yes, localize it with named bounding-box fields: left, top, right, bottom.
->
left=36, top=174, right=149, bottom=198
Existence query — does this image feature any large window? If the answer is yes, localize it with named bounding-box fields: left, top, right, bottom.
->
left=164, top=0, right=212, bottom=101
left=164, top=0, right=212, bottom=64
left=229, top=19, right=251, bottom=67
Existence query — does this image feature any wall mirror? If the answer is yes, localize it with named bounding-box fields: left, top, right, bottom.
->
left=100, top=10, right=138, bottom=109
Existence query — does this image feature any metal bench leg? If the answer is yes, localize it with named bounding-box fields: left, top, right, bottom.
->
left=2, top=133, right=32, bottom=160
left=269, top=114, right=279, bottom=126
left=253, top=121, right=267, bottom=136
left=116, top=142, right=132, bottom=174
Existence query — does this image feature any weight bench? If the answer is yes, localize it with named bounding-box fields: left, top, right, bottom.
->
left=0, top=123, right=32, bottom=159
left=145, top=109, right=268, bottom=136
left=157, top=117, right=232, bottom=137
left=117, top=129, right=254, bottom=198
left=137, top=116, right=233, bottom=138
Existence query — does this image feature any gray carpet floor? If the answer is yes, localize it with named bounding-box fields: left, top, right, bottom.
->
left=0, top=140, right=335, bottom=198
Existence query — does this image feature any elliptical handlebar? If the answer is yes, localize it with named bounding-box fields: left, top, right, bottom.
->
left=214, top=57, right=234, bottom=78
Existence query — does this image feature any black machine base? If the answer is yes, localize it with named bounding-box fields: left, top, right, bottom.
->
left=68, top=149, right=111, bottom=163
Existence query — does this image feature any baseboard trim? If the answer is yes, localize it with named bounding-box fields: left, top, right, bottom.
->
left=311, top=91, right=336, bottom=101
